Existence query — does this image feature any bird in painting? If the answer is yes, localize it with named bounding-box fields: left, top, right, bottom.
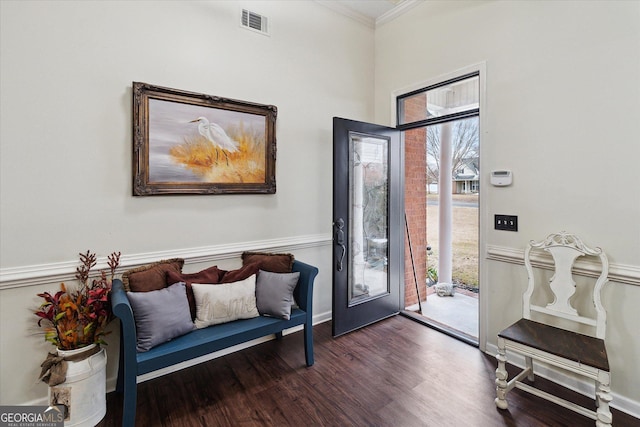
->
left=189, top=117, right=239, bottom=153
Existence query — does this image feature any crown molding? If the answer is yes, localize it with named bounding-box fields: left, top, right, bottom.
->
left=377, top=0, right=422, bottom=27
left=315, top=0, right=420, bottom=29
left=315, top=0, right=375, bottom=28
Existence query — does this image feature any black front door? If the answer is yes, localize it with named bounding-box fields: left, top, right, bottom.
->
left=332, top=117, right=404, bottom=337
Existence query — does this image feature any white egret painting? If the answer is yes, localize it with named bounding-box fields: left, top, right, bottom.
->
left=149, top=99, right=266, bottom=183
left=133, top=82, right=277, bottom=195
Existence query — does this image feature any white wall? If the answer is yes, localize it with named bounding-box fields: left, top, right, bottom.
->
left=375, top=0, right=640, bottom=414
left=0, top=0, right=372, bottom=404
left=4, top=0, right=640, bottom=416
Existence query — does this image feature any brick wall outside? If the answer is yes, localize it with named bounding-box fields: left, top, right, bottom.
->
left=403, top=96, right=427, bottom=308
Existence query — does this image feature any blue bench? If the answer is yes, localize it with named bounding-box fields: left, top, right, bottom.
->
left=111, top=260, right=318, bottom=427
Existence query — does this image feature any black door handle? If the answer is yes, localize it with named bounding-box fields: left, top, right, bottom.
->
left=334, top=218, right=346, bottom=272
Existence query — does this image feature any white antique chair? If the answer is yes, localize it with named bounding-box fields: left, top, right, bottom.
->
left=495, top=232, right=612, bottom=427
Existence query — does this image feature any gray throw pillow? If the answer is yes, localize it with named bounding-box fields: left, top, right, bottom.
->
left=127, top=282, right=195, bottom=352
left=255, top=270, right=300, bottom=320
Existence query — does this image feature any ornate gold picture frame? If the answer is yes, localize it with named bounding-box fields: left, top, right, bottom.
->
left=132, top=82, right=276, bottom=195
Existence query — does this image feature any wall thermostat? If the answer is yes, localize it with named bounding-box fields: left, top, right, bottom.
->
left=491, top=170, right=512, bottom=186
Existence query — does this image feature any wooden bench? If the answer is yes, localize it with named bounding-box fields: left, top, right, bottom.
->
left=110, top=260, right=318, bottom=427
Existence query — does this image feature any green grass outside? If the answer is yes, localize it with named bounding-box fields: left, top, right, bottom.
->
left=426, top=194, right=479, bottom=288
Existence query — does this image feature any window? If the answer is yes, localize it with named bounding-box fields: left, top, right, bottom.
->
left=397, top=72, right=479, bottom=130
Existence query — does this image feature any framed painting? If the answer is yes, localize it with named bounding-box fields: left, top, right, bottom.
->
left=132, top=82, right=277, bottom=195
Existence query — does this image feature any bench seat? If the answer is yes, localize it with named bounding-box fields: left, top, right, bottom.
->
left=136, top=308, right=308, bottom=375
left=111, top=260, right=318, bottom=427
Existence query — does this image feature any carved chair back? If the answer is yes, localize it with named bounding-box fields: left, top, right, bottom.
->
left=522, top=231, right=609, bottom=339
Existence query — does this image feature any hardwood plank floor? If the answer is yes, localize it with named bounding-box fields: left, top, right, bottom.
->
left=101, top=316, right=638, bottom=426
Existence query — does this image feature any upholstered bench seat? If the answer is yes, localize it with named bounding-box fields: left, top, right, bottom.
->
left=111, top=260, right=318, bottom=427
left=135, top=308, right=309, bottom=374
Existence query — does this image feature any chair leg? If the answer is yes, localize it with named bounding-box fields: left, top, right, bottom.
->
left=122, top=367, right=137, bottom=427
left=116, top=339, right=125, bottom=393
left=304, top=320, right=314, bottom=367
left=525, top=356, right=535, bottom=381
left=595, top=371, right=613, bottom=427
left=116, top=362, right=124, bottom=393
left=495, top=337, right=509, bottom=409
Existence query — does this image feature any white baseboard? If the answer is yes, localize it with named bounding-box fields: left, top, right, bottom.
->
left=27, top=314, right=639, bottom=421
left=106, top=311, right=332, bottom=392
left=21, top=314, right=334, bottom=409
left=485, top=343, right=640, bottom=419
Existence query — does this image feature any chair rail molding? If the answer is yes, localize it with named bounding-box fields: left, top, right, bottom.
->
left=0, top=233, right=332, bottom=290
left=486, top=245, right=640, bottom=286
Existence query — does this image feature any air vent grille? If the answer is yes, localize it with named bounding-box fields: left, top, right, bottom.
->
left=241, top=9, right=268, bottom=35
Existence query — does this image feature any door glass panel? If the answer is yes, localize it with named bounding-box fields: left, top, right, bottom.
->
left=349, top=133, right=389, bottom=305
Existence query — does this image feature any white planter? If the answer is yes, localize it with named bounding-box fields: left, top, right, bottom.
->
left=49, top=344, right=107, bottom=427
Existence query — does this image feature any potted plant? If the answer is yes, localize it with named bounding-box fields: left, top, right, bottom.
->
left=36, top=250, right=120, bottom=427
left=427, top=266, right=438, bottom=285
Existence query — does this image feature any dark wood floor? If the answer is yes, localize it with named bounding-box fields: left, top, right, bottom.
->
left=101, top=316, right=638, bottom=426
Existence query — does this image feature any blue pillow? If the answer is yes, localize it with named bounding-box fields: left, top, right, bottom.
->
left=127, top=282, right=194, bottom=352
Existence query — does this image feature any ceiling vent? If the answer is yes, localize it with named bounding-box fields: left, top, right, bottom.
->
left=241, top=9, right=269, bottom=35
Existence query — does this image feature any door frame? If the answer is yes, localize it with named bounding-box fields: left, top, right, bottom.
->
left=390, top=62, right=488, bottom=352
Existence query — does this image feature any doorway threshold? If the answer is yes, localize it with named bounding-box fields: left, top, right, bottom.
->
left=401, top=310, right=478, bottom=346
left=401, top=291, right=479, bottom=347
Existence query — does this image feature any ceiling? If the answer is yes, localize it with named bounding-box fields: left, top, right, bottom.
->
left=316, top=0, right=419, bottom=27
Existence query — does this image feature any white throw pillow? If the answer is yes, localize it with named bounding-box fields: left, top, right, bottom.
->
left=191, top=274, right=259, bottom=328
